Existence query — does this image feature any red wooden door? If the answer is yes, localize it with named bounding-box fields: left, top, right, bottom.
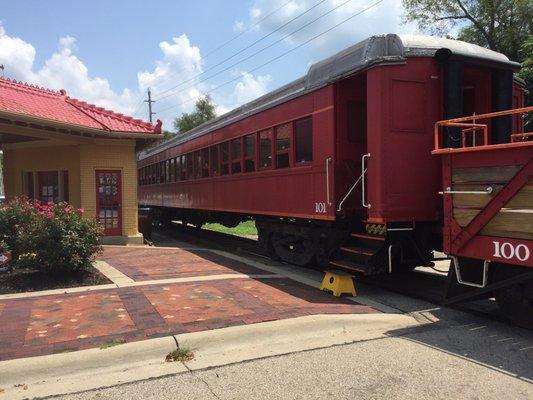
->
left=95, top=170, right=122, bottom=236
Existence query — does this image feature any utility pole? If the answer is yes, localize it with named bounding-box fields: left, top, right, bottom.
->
left=144, top=88, right=156, bottom=123
left=0, top=65, right=4, bottom=78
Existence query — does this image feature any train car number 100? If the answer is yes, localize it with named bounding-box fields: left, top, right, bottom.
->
left=493, top=241, right=530, bottom=262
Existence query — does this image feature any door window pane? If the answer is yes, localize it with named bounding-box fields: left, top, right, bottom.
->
left=259, top=129, right=272, bottom=168
left=295, top=117, right=313, bottom=163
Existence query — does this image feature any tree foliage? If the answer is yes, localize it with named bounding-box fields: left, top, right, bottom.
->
left=173, top=96, right=217, bottom=134
left=402, top=0, right=532, bottom=62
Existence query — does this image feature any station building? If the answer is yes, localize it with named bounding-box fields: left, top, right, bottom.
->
left=0, top=77, right=162, bottom=244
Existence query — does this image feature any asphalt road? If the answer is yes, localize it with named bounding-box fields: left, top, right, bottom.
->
left=54, top=299, right=533, bottom=400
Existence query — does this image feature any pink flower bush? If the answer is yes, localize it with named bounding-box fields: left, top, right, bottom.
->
left=0, top=197, right=102, bottom=274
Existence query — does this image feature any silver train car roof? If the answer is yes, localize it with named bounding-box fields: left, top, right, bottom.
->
left=139, top=33, right=519, bottom=160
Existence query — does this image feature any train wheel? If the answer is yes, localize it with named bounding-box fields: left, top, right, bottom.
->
left=271, top=233, right=316, bottom=267
left=494, top=264, right=533, bottom=329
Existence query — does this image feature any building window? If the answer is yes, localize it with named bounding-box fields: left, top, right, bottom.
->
left=201, top=148, right=209, bottom=178
left=220, top=142, right=229, bottom=175
left=259, top=129, right=272, bottom=169
left=244, top=134, right=256, bottom=172
left=210, top=146, right=219, bottom=176
left=275, top=123, right=291, bottom=168
left=295, top=117, right=313, bottom=163
left=231, top=138, right=242, bottom=174
left=38, top=171, right=59, bottom=203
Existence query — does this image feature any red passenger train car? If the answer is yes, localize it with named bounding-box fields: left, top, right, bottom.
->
left=138, top=34, right=532, bottom=327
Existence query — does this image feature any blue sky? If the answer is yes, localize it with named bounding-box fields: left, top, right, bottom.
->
left=0, top=0, right=417, bottom=130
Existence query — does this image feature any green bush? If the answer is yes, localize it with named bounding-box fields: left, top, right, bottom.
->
left=0, top=198, right=103, bottom=274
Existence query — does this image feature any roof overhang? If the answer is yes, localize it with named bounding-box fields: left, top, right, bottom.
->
left=0, top=109, right=162, bottom=143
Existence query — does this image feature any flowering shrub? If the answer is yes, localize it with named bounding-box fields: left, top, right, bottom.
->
left=0, top=198, right=102, bottom=274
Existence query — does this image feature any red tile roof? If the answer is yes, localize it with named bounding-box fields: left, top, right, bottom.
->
left=0, top=77, right=161, bottom=134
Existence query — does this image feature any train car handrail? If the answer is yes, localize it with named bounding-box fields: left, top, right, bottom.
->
left=434, top=106, right=533, bottom=150
left=337, top=168, right=366, bottom=212
left=361, top=153, right=371, bottom=209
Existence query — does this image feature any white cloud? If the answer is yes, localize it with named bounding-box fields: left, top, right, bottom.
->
left=0, top=25, right=273, bottom=131
left=244, top=0, right=419, bottom=51
left=233, top=71, right=272, bottom=105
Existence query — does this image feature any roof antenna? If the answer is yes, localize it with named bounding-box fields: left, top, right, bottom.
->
left=0, top=65, right=4, bottom=78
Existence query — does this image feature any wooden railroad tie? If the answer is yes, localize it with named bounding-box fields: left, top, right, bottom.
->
left=320, top=270, right=357, bottom=297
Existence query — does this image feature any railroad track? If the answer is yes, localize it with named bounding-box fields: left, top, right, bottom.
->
left=154, top=224, right=508, bottom=324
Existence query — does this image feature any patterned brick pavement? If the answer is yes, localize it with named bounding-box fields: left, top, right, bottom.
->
left=102, top=247, right=270, bottom=280
left=0, top=248, right=377, bottom=361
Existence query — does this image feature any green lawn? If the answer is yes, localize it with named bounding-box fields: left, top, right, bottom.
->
left=203, top=220, right=258, bottom=236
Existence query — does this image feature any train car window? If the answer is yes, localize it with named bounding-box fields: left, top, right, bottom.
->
left=275, top=123, right=291, bottom=168
left=231, top=138, right=242, bottom=174
left=174, top=157, right=180, bottom=182
left=169, top=158, right=175, bottom=182
left=210, top=146, right=219, bottom=176
left=180, top=155, right=187, bottom=180
left=194, top=151, right=202, bottom=179
left=151, top=164, right=156, bottom=184
left=295, top=117, right=313, bottom=163
left=165, top=160, right=170, bottom=183
left=201, top=148, right=209, bottom=178
left=244, top=134, right=256, bottom=172
left=220, top=142, right=229, bottom=175
left=259, top=129, right=272, bottom=169
left=186, top=154, right=193, bottom=180
left=156, top=163, right=161, bottom=184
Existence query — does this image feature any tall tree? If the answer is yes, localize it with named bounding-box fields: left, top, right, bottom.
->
left=402, top=0, right=532, bottom=62
left=174, top=96, right=217, bottom=134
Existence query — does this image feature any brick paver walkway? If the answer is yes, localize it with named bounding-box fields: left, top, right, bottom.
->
left=102, top=247, right=270, bottom=280
left=0, top=247, right=377, bottom=361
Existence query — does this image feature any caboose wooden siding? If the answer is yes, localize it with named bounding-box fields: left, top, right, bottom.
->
left=438, top=142, right=533, bottom=267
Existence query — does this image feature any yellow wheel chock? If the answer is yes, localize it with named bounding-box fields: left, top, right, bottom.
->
left=320, top=270, right=357, bottom=297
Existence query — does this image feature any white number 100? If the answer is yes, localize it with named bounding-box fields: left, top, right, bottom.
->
left=493, top=241, right=530, bottom=262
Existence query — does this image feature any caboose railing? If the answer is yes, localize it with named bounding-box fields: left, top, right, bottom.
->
left=434, top=106, right=533, bottom=150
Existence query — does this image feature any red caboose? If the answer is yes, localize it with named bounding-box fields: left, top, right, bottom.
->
left=138, top=34, right=530, bottom=324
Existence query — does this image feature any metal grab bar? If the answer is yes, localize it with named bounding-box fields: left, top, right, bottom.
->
left=451, top=256, right=490, bottom=288
left=337, top=168, right=366, bottom=212
left=325, top=157, right=332, bottom=206
left=439, top=186, right=493, bottom=195
left=362, top=153, right=371, bottom=208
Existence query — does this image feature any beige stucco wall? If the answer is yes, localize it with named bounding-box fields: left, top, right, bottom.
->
left=3, top=139, right=141, bottom=243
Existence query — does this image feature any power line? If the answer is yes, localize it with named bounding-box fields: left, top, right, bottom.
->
left=149, top=0, right=294, bottom=93
left=126, top=0, right=296, bottom=114
left=154, top=0, right=329, bottom=99
left=157, top=0, right=384, bottom=114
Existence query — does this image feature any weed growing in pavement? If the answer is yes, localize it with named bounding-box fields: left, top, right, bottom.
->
left=165, top=347, right=194, bottom=362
